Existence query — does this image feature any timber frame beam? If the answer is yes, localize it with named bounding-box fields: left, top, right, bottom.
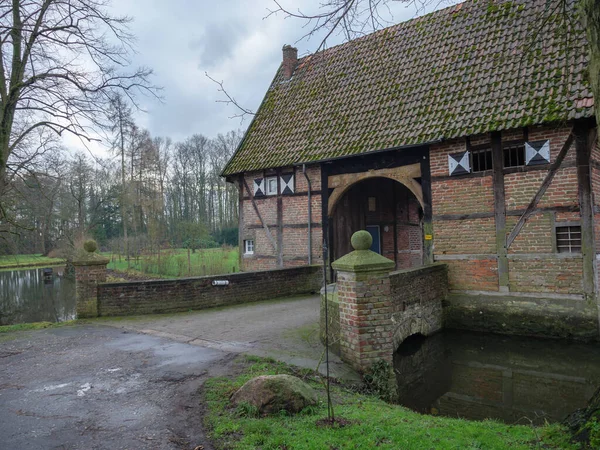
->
left=506, top=131, right=574, bottom=248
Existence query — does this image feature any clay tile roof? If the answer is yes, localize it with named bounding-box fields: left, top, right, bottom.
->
left=222, top=0, right=593, bottom=176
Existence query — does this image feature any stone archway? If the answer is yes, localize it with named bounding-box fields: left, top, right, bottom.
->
left=327, top=163, right=423, bottom=217
left=327, top=166, right=425, bottom=269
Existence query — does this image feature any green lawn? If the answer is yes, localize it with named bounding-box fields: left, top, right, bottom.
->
left=203, top=356, right=575, bottom=450
left=106, top=247, right=239, bottom=278
left=0, top=254, right=65, bottom=269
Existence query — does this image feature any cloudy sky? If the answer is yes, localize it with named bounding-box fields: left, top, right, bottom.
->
left=65, top=0, right=456, bottom=156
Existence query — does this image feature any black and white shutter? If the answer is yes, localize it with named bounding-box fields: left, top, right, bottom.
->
left=448, top=151, right=470, bottom=176
left=253, top=178, right=265, bottom=197
left=525, top=140, right=550, bottom=166
left=280, top=173, right=295, bottom=195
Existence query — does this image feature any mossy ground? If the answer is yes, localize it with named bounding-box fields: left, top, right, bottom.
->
left=203, top=356, right=576, bottom=450
left=0, top=320, right=76, bottom=333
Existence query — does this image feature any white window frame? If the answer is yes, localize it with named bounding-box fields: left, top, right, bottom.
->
left=265, top=176, right=278, bottom=196
left=244, top=239, right=255, bottom=255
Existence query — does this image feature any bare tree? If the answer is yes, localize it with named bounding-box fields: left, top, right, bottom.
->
left=107, top=93, right=134, bottom=266
left=268, top=0, right=409, bottom=51
left=0, top=0, right=158, bottom=202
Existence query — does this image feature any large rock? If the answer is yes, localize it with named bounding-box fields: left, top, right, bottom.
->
left=230, top=374, right=318, bottom=415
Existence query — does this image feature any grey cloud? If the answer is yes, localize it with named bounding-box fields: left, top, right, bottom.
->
left=192, top=21, right=249, bottom=68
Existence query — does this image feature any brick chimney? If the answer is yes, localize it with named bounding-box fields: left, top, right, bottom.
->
left=282, top=45, right=298, bottom=80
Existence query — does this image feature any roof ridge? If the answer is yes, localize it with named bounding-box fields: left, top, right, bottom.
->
left=223, top=0, right=592, bottom=176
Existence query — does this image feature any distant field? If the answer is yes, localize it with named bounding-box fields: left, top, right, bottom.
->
left=106, top=247, right=240, bottom=278
left=0, top=254, right=65, bottom=269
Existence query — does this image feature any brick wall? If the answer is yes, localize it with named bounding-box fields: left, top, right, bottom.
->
left=336, top=268, right=394, bottom=370
left=74, top=262, right=107, bottom=318
left=239, top=166, right=323, bottom=271
left=445, top=258, right=499, bottom=291
left=431, top=124, right=588, bottom=296
left=389, top=263, right=448, bottom=349
left=590, top=140, right=600, bottom=286
left=508, top=256, right=583, bottom=294
left=97, top=265, right=321, bottom=316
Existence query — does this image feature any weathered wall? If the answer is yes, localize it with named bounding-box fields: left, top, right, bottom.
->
left=389, top=263, right=448, bottom=349
left=239, top=166, right=323, bottom=271
left=72, top=257, right=109, bottom=318
left=97, top=265, right=321, bottom=316
left=443, top=293, right=598, bottom=340
left=430, top=125, right=589, bottom=296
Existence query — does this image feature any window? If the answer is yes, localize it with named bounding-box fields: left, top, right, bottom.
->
left=556, top=225, right=581, bottom=253
left=244, top=239, right=255, bottom=255
left=265, top=177, right=278, bottom=195
left=503, top=142, right=526, bottom=167
left=470, top=147, right=493, bottom=172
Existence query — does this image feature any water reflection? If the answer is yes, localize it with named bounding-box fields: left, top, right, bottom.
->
left=394, top=330, right=600, bottom=424
left=0, top=267, right=75, bottom=325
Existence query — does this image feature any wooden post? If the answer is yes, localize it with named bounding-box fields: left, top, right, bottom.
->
left=321, top=163, right=331, bottom=280
left=277, top=168, right=284, bottom=268
left=238, top=174, right=244, bottom=270
left=492, top=131, right=509, bottom=292
left=420, top=149, right=434, bottom=265
left=575, top=120, right=596, bottom=302
left=392, top=183, right=398, bottom=268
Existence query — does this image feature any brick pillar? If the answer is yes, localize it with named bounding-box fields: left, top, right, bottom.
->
left=332, top=230, right=395, bottom=372
left=71, top=250, right=109, bottom=318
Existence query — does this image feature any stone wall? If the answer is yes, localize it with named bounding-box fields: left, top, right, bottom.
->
left=71, top=256, right=108, bottom=318
left=97, top=265, right=321, bottom=316
left=443, top=293, right=599, bottom=340
left=389, top=263, right=448, bottom=349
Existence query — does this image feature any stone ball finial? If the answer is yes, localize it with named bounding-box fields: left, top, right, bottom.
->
left=83, top=239, right=98, bottom=253
left=351, top=230, right=372, bottom=251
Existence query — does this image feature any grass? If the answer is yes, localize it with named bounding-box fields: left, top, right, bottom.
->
left=0, top=254, right=65, bottom=269
left=203, top=356, right=576, bottom=450
left=0, top=321, right=77, bottom=344
left=106, top=247, right=239, bottom=278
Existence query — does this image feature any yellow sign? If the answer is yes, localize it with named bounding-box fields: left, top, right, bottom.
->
left=425, top=234, right=433, bottom=240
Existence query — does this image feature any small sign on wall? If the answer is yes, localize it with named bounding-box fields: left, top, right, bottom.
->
left=280, top=173, right=295, bottom=194
left=525, top=140, right=550, bottom=165
left=448, top=151, right=470, bottom=175
left=253, top=178, right=265, bottom=196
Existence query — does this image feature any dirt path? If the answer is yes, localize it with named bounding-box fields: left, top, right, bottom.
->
left=0, top=296, right=357, bottom=449
left=0, top=325, right=234, bottom=450
left=100, top=295, right=358, bottom=381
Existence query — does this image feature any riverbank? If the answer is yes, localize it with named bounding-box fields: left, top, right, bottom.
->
left=0, top=254, right=65, bottom=270
left=203, top=356, right=577, bottom=450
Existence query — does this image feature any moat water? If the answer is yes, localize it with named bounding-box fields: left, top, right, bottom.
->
left=394, top=330, right=600, bottom=425
left=0, top=267, right=75, bottom=325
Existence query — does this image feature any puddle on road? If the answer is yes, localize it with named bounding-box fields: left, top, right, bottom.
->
left=394, top=330, right=600, bottom=425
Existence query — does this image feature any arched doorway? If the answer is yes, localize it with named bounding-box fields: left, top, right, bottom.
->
left=329, top=177, right=424, bottom=269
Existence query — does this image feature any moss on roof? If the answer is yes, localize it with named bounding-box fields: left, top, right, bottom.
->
left=222, top=0, right=594, bottom=176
